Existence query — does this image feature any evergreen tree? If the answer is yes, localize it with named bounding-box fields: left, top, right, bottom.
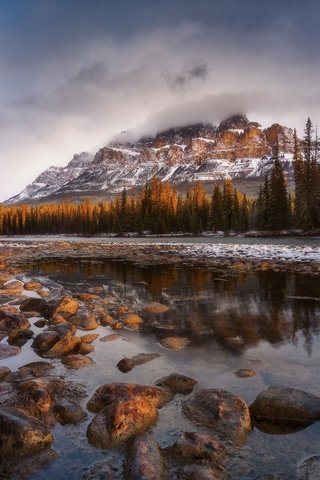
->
left=269, top=143, right=290, bottom=230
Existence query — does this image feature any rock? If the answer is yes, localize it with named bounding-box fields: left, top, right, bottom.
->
left=143, top=302, right=169, bottom=314
left=75, top=293, right=100, bottom=302
left=100, top=314, right=115, bottom=326
left=183, top=389, right=251, bottom=445
left=0, top=343, right=21, bottom=358
left=79, top=343, right=94, bottom=355
left=111, top=321, right=123, bottom=330
left=62, top=354, right=95, bottom=368
left=9, top=362, right=54, bottom=381
left=100, top=334, right=122, bottom=342
left=1, top=280, right=24, bottom=295
left=87, top=397, right=158, bottom=449
left=234, top=369, right=256, bottom=378
left=70, top=313, right=99, bottom=330
left=117, top=306, right=133, bottom=315
left=16, top=386, right=53, bottom=417
left=0, top=308, right=30, bottom=333
left=298, top=456, right=320, bottom=480
left=170, top=432, right=225, bottom=461
left=32, top=331, right=60, bottom=353
left=125, top=435, right=163, bottom=480
left=159, top=336, right=190, bottom=350
left=7, top=328, right=34, bottom=347
left=87, top=383, right=173, bottom=413
left=51, top=322, right=76, bottom=338
left=117, top=353, right=160, bottom=373
left=0, top=406, right=53, bottom=459
left=81, top=333, right=99, bottom=343
left=82, top=460, right=118, bottom=480
left=52, top=296, right=79, bottom=318
left=250, top=386, right=320, bottom=426
left=54, top=400, right=87, bottom=424
left=122, top=313, right=143, bottom=328
left=183, top=464, right=225, bottom=480
left=24, top=281, right=42, bottom=291
left=34, top=319, right=47, bottom=328
left=156, top=373, right=197, bottom=395
left=46, top=335, right=81, bottom=357
left=0, top=366, right=11, bottom=380
left=20, top=297, right=50, bottom=317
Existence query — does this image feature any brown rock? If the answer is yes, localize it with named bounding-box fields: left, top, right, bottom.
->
left=183, top=464, right=225, bottom=480
left=117, top=353, right=160, bottom=373
left=20, top=297, right=50, bottom=317
left=80, top=333, right=99, bottom=343
left=250, top=386, right=320, bottom=426
left=87, top=383, right=173, bottom=413
left=0, top=366, right=11, bottom=381
left=46, top=335, right=81, bottom=357
left=171, top=432, right=225, bottom=462
left=100, top=314, right=115, bottom=326
left=54, top=400, right=87, bottom=425
left=7, top=328, right=34, bottom=347
left=75, top=293, right=100, bottom=302
left=0, top=308, right=30, bottom=333
left=143, top=303, right=169, bottom=314
left=52, top=296, right=79, bottom=318
left=183, top=389, right=251, bottom=445
left=62, top=354, right=95, bottom=368
left=70, top=313, right=99, bottom=330
left=32, top=331, right=60, bottom=353
left=122, top=313, right=143, bottom=328
left=79, top=343, right=94, bottom=355
left=0, top=406, right=53, bottom=459
left=234, top=369, right=256, bottom=378
left=159, top=336, right=190, bottom=350
left=0, top=343, right=21, bottom=359
left=1, top=280, right=24, bottom=295
left=117, top=306, right=133, bottom=315
left=100, top=333, right=122, bottom=342
left=125, top=435, right=163, bottom=480
left=24, top=281, right=42, bottom=291
left=156, top=373, right=197, bottom=395
left=9, top=362, right=54, bottom=381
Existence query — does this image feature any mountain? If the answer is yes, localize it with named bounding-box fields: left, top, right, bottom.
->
left=5, top=115, right=295, bottom=204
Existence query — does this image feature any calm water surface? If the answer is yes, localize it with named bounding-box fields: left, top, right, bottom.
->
left=3, top=258, right=320, bottom=479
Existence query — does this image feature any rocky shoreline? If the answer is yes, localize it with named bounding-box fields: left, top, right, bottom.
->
left=0, top=240, right=319, bottom=479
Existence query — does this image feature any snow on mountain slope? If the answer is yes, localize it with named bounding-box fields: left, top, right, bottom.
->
left=5, top=115, right=296, bottom=204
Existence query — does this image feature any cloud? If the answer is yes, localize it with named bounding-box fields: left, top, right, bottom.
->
left=1, top=2, right=320, bottom=201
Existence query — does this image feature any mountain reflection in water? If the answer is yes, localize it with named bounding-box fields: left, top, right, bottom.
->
left=26, top=258, right=320, bottom=355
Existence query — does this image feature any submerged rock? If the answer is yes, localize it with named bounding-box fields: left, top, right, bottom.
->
left=183, top=464, right=227, bottom=480
left=62, top=354, right=95, bottom=368
left=0, top=343, right=21, bottom=359
left=79, top=342, right=94, bottom=355
left=0, top=406, right=53, bottom=459
left=125, top=435, right=163, bottom=480
left=298, top=455, right=320, bottom=480
left=9, top=361, right=54, bottom=381
left=250, top=386, right=320, bottom=426
left=81, top=460, right=118, bottom=480
left=54, top=400, right=87, bottom=425
left=159, top=336, right=190, bottom=350
left=183, top=389, right=251, bottom=445
left=234, top=369, right=256, bottom=378
left=170, top=432, right=225, bottom=462
left=156, top=373, right=197, bottom=395
left=100, top=333, right=122, bottom=342
left=117, top=353, right=160, bottom=373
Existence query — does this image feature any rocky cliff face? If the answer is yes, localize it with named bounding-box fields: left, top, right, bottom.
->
left=5, top=115, right=295, bottom=204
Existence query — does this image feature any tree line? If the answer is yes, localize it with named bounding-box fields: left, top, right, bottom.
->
left=0, top=118, right=319, bottom=235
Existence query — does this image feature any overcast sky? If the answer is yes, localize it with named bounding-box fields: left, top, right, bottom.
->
left=1, top=0, right=320, bottom=201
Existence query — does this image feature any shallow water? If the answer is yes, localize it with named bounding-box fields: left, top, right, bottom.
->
left=2, top=258, right=320, bottom=479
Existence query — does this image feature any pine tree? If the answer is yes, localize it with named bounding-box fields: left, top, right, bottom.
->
left=269, top=142, right=289, bottom=230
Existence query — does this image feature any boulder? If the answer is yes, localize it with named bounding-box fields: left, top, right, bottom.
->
left=143, top=302, right=169, bottom=314
left=79, top=343, right=94, bottom=355
left=20, top=297, right=50, bottom=317
left=156, top=373, right=197, bottom=395
left=183, top=389, right=251, bottom=445
left=24, top=281, right=42, bottom=291
left=7, top=328, right=34, bottom=347
left=122, top=313, right=143, bottom=328
left=0, top=308, right=30, bottom=333
left=46, top=335, right=81, bottom=357
left=250, top=386, right=320, bottom=426
left=70, top=313, right=99, bottom=330
left=32, top=331, right=60, bottom=353
left=52, top=296, right=79, bottom=318
left=0, top=406, right=53, bottom=459
left=87, top=383, right=173, bottom=413
left=125, top=435, right=163, bottom=480
left=1, top=280, right=24, bottom=295
left=87, top=397, right=158, bottom=448
left=117, top=353, right=160, bottom=373
left=54, top=400, right=87, bottom=425
left=80, top=333, right=99, bottom=344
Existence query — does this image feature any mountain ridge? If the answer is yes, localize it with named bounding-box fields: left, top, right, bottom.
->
left=5, top=115, right=295, bottom=204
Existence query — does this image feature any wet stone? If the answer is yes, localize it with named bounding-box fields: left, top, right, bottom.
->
left=117, top=353, right=161, bottom=373
left=79, top=342, right=94, bottom=355
left=54, top=400, right=87, bottom=425
left=0, top=366, right=11, bottom=381
left=298, top=456, right=320, bottom=480
left=81, top=460, right=119, bottom=480
left=80, top=333, right=99, bottom=343
left=0, top=343, right=21, bottom=359
left=234, top=368, right=256, bottom=378
left=9, top=361, right=54, bottom=381
left=156, top=373, right=197, bottom=395
left=158, top=336, right=190, bottom=350
left=52, top=296, right=79, bottom=318
left=70, top=313, right=99, bottom=330
left=62, top=354, right=96, bottom=368
left=142, top=302, right=169, bottom=314
left=125, top=435, right=163, bottom=480
left=100, top=333, right=122, bottom=342
left=7, top=328, right=34, bottom=347
left=170, top=432, right=225, bottom=462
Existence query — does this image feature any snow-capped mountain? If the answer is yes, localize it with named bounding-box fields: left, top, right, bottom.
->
left=5, top=115, right=295, bottom=204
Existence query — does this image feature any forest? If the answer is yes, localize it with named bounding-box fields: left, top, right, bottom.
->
left=0, top=119, right=319, bottom=235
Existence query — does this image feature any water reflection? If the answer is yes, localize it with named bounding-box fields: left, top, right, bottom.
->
left=25, top=258, right=320, bottom=355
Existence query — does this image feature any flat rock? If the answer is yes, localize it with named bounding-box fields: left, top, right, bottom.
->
left=159, top=336, right=190, bottom=350
left=250, top=386, right=320, bottom=426
left=62, top=354, right=95, bottom=368
left=117, top=353, right=160, bottom=373
left=9, top=362, right=54, bottom=381
left=183, top=389, right=251, bottom=445
left=142, top=302, right=169, bottom=314
left=125, top=435, right=163, bottom=480
left=1, top=280, right=24, bottom=295
left=100, top=334, right=122, bottom=342
left=0, top=343, right=21, bottom=359
left=46, top=335, right=81, bottom=357
left=156, top=373, right=197, bottom=395
left=234, top=369, right=256, bottom=378
left=0, top=406, right=53, bottom=459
